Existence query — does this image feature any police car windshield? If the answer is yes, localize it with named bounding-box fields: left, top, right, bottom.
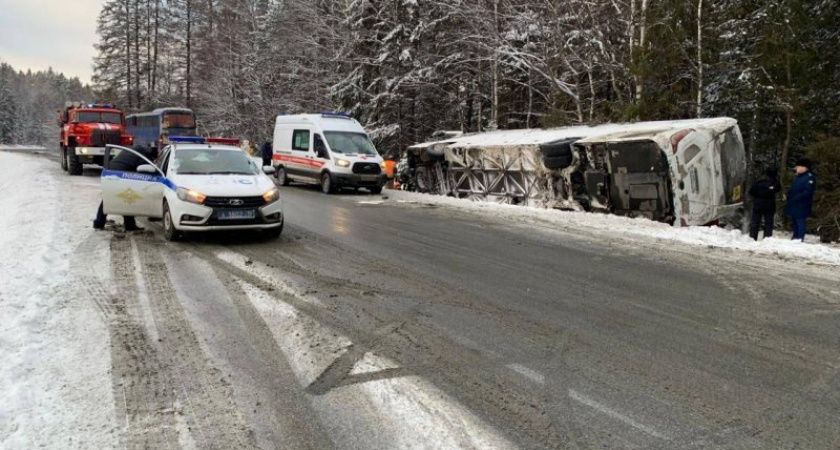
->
left=324, top=132, right=378, bottom=155
left=172, top=149, right=258, bottom=175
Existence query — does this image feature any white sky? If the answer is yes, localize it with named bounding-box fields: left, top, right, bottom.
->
left=0, top=0, right=103, bottom=84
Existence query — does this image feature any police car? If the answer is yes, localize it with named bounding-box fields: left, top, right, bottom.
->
left=101, top=137, right=283, bottom=241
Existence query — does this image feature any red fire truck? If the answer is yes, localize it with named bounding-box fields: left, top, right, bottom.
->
left=58, top=102, right=134, bottom=175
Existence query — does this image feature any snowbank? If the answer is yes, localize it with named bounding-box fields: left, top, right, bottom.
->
left=380, top=190, right=840, bottom=266
left=0, top=152, right=117, bottom=449
left=0, top=145, right=48, bottom=152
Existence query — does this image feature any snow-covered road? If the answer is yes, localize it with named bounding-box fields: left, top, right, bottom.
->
left=2, top=150, right=839, bottom=450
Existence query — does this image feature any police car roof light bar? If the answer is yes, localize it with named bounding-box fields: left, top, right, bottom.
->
left=169, top=136, right=206, bottom=143
left=205, top=137, right=240, bottom=145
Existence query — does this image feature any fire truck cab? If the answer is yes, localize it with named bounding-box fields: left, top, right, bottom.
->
left=59, top=102, right=133, bottom=175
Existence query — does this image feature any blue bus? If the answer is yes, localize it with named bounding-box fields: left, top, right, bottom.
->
left=126, top=108, right=197, bottom=149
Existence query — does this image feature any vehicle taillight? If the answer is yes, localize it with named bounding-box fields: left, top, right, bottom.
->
left=121, top=135, right=134, bottom=146
left=670, top=129, right=693, bottom=153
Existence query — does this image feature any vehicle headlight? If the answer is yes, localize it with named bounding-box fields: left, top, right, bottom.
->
left=263, top=187, right=280, bottom=204
left=177, top=187, right=206, bottom=204
left=379, top=161, right=387, bottom=170
left=335, top=158, right=351, bottom=168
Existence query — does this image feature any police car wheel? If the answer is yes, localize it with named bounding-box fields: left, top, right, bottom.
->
left=265, top=223, right=283, bottom=239
left=321, top=173, right=335, bottom=194
left=163, top=203, right=180, bottom=242
left=277, top=167, right=290, bottom=186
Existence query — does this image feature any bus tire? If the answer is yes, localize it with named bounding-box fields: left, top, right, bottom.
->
left=67, top=148, right=83, bottom=175
left=277, top=166, right=290, bottom=186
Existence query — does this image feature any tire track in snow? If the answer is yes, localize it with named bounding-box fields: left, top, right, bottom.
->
left=106, top=236, right=181, bottom=450
left=131, top=234, right=259, bottom=450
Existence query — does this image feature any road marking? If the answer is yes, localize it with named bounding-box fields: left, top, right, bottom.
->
left=568, top=389, right=668, bottom=440
left=506, top=363, right=545, bottom=384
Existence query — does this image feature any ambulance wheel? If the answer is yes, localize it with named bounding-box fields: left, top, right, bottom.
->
left=321, top=173, right=336, bottom=194
left=276, top=166, right=290, bottom=186
left=67, top=149, right=83, bottom=176
left=60, top=146, right=68, bottom=171
left=163, top=203, right=181, bottom=242
left=369, top=186, right=383, bottom=195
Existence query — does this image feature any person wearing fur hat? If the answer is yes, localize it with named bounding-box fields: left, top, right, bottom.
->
left=784, top=158, right=817, bottom=241
left=748, top=166, right=781, bottom=240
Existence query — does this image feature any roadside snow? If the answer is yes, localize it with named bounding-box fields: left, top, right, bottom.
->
left=381, top=190, right=840, bottom=266
left=0, top=145, right=47, bottom=151
left=0, top=152, right=117, bottom=449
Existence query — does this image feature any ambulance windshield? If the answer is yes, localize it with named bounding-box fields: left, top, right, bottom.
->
left=324, top=132, right=378, bottom=156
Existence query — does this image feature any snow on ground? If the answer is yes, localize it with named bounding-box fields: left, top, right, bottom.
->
left=224, top=254, right=519, bottom=450
left=0, top=152, right=118, bottom=449
left=0, top=145, right=48, bottom=151
left=378, top=190, right=840, bottom=266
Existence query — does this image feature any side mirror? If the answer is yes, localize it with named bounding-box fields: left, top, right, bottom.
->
left=262, top=166, right=276, bottom=175
left=137, top=164, right=157, bottom=174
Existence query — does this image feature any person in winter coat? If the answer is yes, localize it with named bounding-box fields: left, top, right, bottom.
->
left=260, top=140, right=273, bottom=168
left=783, top=158, right=817, bottom=241
left=748, top=166, right=782, bottom=240
left=93, top=144, right=159, bottom=231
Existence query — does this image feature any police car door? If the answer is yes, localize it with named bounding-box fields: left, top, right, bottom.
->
left=102, top=145, right=168, bottom=218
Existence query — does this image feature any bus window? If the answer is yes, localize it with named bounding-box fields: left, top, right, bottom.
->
left=162, top=112, right=196, bottom=129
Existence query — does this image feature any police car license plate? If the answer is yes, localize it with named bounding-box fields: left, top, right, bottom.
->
left=218, top=209, right=256, bottom=220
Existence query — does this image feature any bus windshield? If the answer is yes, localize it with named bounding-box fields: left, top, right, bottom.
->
left=324, top=132, right=378, bottom=155
left=78, top=111, right=123, bottom=124
left=172, top=149, right=258, bottom=175
left=163, top=112, right=196, bottom=129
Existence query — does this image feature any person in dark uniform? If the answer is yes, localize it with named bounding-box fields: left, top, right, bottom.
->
left=784, top=158, right=817, bottom=241
left=260, top=140, right=273, bottom=168
left=93, top=144, right=158, bottom=231
left=748, top=166, right=781, bottom=240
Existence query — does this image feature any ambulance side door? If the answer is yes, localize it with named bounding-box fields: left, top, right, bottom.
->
left=102, top=146, right=167, bottom=218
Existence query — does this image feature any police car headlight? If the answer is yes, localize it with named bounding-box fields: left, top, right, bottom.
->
left=177, top=187, right=206, bottom=204
left=379, top=161, right=387, bottom=170
left=263, top=187, right=280, bottom=204
left=335, top=158, right=351, bottom=168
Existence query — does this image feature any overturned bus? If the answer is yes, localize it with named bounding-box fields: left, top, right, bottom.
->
left=399, top=118, right=746, bottom=227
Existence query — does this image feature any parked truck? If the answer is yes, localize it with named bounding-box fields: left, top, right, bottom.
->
left=58, top=102, right=134, bottom=175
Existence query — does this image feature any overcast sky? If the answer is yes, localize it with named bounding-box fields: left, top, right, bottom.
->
left=0, top=0, right=103, bottom=84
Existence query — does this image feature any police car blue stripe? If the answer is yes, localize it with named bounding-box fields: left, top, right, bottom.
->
left=101, top=170, right=177, bottom=191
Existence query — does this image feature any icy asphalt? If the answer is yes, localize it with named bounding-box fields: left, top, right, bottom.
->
left=3, top=149, right=840, bottom=450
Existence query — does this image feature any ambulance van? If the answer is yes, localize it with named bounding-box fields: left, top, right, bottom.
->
left=272, top=113, right=387, bottom=194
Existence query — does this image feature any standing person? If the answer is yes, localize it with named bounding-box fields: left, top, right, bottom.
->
left=783, top=158, right=817, bottom=241
left=260, top=140, right=273, bottom=168
left=93, top=144, right=159, bottom=231
left=748, top=166, right=781, bottom=240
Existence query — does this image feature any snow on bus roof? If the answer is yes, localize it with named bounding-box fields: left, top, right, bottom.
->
left=409, top=118, right=736, bottom=149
